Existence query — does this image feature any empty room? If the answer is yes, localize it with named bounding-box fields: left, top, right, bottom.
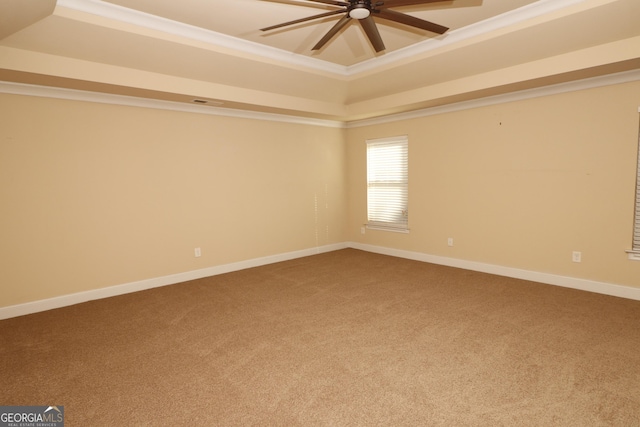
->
left=1, top=0, right=640, bottom=424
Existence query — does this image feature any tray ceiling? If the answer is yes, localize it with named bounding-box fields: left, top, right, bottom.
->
left=1, top=0, right=639, bottom=122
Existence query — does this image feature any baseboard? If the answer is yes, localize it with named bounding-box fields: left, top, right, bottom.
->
left=3, top=241, right=637, bottom=320
left=0, top=243, right=347, bottom=320
left=348, top=242, right=640, bottom=301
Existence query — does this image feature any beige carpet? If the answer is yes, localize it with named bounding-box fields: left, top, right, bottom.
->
left=1, top=249, right=639, bottom=425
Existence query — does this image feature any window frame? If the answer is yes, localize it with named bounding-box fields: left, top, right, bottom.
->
left=366, top=136, right=409, bottom=233
left=628, top=109, right=640, bottom=261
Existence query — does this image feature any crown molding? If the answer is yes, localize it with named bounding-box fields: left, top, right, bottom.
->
left=346, top=69, right=640, bottom=128
left=346, top=0, right=588, bottom=75
left=56, top=0, right=347, bottom=76
left=1, top=69, right=638, bottom=128
left=0, top=81, right=345, bottom=128
left=57, top=0, right=591, bottom=78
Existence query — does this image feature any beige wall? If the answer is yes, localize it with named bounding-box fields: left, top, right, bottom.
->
left=2, top=79, right=639, bottom=310
left=347, top=81, right=640, bottom=288
left=0, top=94, right=347, bottom=307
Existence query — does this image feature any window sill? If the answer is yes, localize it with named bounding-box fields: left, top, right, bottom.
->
left=366, top=224, right=409, bottom=234
left=626, top=250, right=640, bottom=261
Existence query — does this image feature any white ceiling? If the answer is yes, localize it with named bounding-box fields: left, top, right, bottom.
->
left=101, top=0, right=539, bottom=67
left=1, top=0, right=639, bottom=122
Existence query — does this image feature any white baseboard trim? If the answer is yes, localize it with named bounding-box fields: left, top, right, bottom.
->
left=348, top=242, right=640, bottom=301
left=0, top=243, right=347, bottom=320
left=2, top=241, right=638, bottom=320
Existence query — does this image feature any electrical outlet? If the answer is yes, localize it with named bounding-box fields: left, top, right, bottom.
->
left=447, top=238, right=454, bottom=247
left=572, top=251, right=581, bottom=263
left=195, top=247, right=201, bottom=258
left=361, top=227, right=365, bottom=235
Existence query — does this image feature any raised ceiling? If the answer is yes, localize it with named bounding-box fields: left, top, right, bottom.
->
left=102, top=0, right=539, bottom=67
left=1, top=0, right=639, bottom=122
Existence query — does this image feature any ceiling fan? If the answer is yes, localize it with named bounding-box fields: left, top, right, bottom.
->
left=261, top=0, right=451, bottom=53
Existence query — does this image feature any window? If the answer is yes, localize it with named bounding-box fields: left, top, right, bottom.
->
left=366, top=136, right=409, bottom=232
left=630, top=113, right=640, bottom=260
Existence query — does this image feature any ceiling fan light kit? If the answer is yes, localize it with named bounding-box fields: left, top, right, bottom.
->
left=261, top=0, right=451, bottom=53
left=349, top=3, right=371, bottom=19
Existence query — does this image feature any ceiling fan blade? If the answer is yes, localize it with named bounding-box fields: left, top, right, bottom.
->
left=261, top=10, right=344, bottom=31
left=303, top=0, right=350, bottom=6
left=312, top=14, right=352, bottom=50
left=377, top=0, right=449, bottom=8
left=375, top=8, right=448, bottom=34
left=359, top=16, right=385, bottom=52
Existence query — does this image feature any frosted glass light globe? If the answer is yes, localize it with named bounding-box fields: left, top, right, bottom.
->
left=349, top=7, right=370, bottom=20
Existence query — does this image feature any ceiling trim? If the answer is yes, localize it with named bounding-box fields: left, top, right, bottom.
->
left=0, top=81, right=346, bottom=128
left=347, top=69, right=640, bottom=127
left=2, top=69, right=638, bottom=129
left=347, top=0, right=587, bottom=75
left=57, top=0, right=590, bottom=77
left=56, top=0, right=346, bottom=76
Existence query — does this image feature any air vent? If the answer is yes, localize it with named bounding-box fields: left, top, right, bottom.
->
left=192, top=99, right=224, bottom=106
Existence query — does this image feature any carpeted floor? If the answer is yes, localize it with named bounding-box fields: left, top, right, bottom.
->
left=1, top=249, right=640, bottom=426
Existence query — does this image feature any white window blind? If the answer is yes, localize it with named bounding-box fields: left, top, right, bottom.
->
left=367, top=136, right=408, bottom=232
left=633, top=116, right=640, bottom=252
